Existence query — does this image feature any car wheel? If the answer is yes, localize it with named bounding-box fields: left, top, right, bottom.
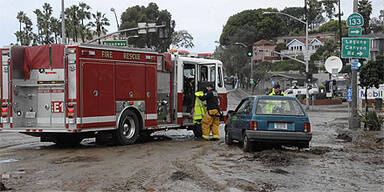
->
left=225, top=127, right=233, bottom=145
left=113, top=110, right=140, bottom=145
left=242, top=133, right=252, bottom=152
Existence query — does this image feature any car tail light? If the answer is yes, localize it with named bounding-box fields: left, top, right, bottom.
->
left=249, top=121, right=257, bottom=130
left=1, top=104, right=8, bottom=118
left=304, top=123, right=311, bottom=132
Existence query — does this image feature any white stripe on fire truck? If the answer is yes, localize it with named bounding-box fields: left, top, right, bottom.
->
left=80, top=116, right=116, bottom=124
left=36, top=118, right=65, bottom=124
left=177, top=113, right=183, bottom=118
left=145, top=114, right=157, bottom=120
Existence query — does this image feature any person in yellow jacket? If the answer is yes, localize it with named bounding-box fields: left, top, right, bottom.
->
left=192, top=91, right=207, bottom=139
left=265, top=84, right=289, bottom=114
left=269, top=84, right=287, bottom=96
left=199, top=83, right=220, bottom=141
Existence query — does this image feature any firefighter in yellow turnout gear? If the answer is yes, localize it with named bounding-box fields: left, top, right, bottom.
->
left=266, top=84, right=287, bottom=113
left=192, top=91, right=207, bottom=138
left=199, top=83, right=220, bottom=141
left=269, top=84, right=286, bottom=96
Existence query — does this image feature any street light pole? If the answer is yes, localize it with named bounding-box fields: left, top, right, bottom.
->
left=61, top=0, right=66, bottom=44
left=264, top=11, right=310, bottom=109
left=110, top=8, right=120, bottom=31
left=235, top=42, right=253, bottom=88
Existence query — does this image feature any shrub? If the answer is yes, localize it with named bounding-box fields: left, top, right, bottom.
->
left=360, top=110, right=383, bottom=131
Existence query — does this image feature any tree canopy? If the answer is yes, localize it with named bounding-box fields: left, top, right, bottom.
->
left=311, top=20, right=347, bottom=37
left=358, top=0, right=373, bottom=34
left=120, top=3, right=175, bottom=52
left=219, top=8, right=287, bottom=46
left=14, top=2, right=109, bottom=45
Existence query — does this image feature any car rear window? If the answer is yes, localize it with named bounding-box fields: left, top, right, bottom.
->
left=255, top=98, right=305, bottom=116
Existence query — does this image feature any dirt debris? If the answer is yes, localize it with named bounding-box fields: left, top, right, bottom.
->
left=307, top=146, right=331, bottom=155
left=170, top=171, right=190, bottom=181
left=336, top=132, right=353, bottom=142
left=226, top=178, right=277, bottom=192
left=270, top=168, right=289, bottom=175
left=50, top=156, right=100, bottom=164
left=0, top=182, right=9, bottom=191
left=172, top=161, right=224, bottom=191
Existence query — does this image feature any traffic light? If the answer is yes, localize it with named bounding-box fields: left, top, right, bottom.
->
left=306, top=73, right=312, bottom=83
left=247, top=45, right=253, bottom=57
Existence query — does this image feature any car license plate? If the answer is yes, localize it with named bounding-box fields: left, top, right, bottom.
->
left=274, top=123, right=287, bottom=129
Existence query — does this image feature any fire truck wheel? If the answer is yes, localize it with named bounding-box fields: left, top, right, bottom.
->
left=114, top=110, right=140, bottom=145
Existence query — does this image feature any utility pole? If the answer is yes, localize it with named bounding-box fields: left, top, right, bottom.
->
left=304, top=0, right=310, bottom=110
left=61, top=0, right=66, bottom=44
left=338, top=0, right=342, bottom=57
left=349, top=0, right=360, bottom=129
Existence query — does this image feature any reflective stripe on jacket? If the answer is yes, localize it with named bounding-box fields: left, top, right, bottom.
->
left=269, top=90, right=287, bottom=96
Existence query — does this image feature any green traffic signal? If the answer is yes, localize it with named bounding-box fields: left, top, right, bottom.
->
left=247, top=45, right=253, bottom=57
left=306, top=73, right=312, bottom=83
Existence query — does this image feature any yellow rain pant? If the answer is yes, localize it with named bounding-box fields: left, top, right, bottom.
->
left=202, top=109, right=220, bottom=140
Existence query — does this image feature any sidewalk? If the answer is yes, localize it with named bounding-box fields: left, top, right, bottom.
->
left=308, top=102, right=350, bottom=112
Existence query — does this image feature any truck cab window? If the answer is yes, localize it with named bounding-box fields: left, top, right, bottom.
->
left=200, top=66, right=208, bottom=82
left=209, top=66, right=215, bottom=83
left=183, top=64, right=196, bottom=113
left=218, top=66, right=223, bottom=88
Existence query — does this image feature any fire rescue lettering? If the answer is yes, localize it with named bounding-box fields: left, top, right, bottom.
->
left=102, top=51, right=113, bottom=58
left=124, top=53, right=141, bottom=60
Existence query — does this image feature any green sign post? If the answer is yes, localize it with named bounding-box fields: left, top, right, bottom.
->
left=102, top=40, right=127, bottom=47
left=346, top=13, right=364, bottom=27
left=348, top=27, right=362, bottom=36
left=341, top=38, right=370, bottom=58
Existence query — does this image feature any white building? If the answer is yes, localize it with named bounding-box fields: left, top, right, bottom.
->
left=281, top=38, right=325, bottom=57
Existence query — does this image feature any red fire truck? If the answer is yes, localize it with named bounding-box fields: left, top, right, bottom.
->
left=0, top=44, right=227, bottom=145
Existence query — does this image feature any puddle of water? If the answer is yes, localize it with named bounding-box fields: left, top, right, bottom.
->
left=0, top=158, right=18, bottom=164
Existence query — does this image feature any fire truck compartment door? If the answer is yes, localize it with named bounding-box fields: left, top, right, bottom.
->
left=81, top=62, right=115, bottom=127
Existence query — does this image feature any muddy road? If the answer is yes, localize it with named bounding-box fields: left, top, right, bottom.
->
left=1, top=90, right=383, bottom=191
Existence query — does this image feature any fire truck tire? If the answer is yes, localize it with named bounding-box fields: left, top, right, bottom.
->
left=114, top=110, right=140, bottom=145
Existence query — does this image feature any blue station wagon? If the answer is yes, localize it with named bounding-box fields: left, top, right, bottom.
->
left=225, top=95, right=312, bottom=152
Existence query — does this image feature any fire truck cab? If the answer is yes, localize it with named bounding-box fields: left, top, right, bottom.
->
left=0, top=44, right=227, bottom=145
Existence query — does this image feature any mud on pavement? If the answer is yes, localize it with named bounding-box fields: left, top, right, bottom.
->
left=0, top=92, right=383, bottom=191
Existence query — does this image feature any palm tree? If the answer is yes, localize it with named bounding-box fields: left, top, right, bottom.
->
left=78, top=2, right=92, bottom=42
left=65, top=5, right=80, bottom=42
left=50, top=17, right=61, bottom=43
left=16, top=11, right=26, bottom=44
left=41, top=3, right=53, bottom=44
left=33, top=9, right=43, bottom=44
left=90, top=11, right=110, bottom=43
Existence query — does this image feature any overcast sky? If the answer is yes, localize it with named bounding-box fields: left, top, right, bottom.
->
left=1, top=0, right=383, bottom=52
